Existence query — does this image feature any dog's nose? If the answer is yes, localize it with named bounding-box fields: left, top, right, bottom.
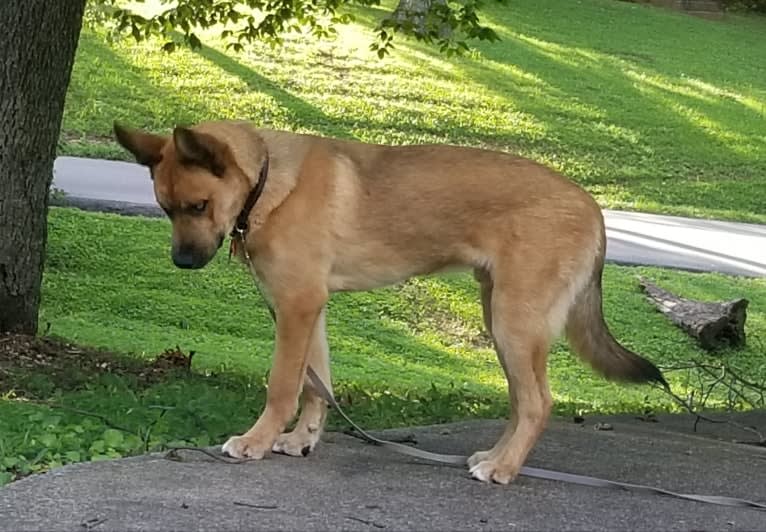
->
left=172, top=247, right=199, bottom=269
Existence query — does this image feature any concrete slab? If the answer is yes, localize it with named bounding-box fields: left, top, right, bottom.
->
left=52, top=156, right=766, bottom=278
left=2, top=413, right=765, bottom=531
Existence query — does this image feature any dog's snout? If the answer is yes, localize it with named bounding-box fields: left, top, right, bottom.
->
left=172, top=245, right=206, bottom=269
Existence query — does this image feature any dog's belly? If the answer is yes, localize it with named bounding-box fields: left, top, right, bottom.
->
left=326, top=247, right=479, bottom=293
left=327, top=269, right=407, bottom=292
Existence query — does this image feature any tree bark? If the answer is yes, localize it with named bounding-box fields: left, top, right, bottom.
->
left=0, top=1, right=87, bottom=334
left=392, top=0, right=452, bottom=38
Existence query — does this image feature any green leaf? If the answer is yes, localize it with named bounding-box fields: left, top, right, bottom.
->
left=103, top=429, right=125, bottom=449
left=38, top=434, right=59, bottom=448
left=2, top=456, right=20, bottom=468
left=64, top=451, right=82, bottom=462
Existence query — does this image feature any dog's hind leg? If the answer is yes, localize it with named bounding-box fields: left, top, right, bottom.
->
left=467, top=268, right=517, bottom=469
left=468, top=259, right=563, bottom=484
left=272, top=307, right=331, bottom=457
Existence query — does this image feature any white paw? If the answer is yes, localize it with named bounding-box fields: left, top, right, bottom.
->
left=271, top=424, right=322, bottom=457
left=469, top=459, right=517, bottom=485
left=467, top=449, right=493, bottom=469
left=221, top=435, right=268, bottom=460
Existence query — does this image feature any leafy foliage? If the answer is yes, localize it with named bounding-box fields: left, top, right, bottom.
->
left=85, top=0, right=504, bottom=57
left=720, top=0, right=766, bottom=13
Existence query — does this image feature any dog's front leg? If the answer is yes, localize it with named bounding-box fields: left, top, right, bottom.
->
left=272, top=306, right=331, bottom=457
left=222, top=291, right=327, bottom=460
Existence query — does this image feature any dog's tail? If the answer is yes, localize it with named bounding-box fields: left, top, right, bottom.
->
left=565, top=259, right=666, bottom=386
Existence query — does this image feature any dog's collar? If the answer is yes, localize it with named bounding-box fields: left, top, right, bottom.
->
left=231, top=156, right=269, bottom=238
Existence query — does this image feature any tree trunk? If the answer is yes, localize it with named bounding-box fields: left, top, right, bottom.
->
left=0, top=1, right=87, bottom=334
left=392, top=0, right=452, bottom=38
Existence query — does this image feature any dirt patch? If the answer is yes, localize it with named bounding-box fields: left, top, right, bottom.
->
left=0, top=334, right=194, bottom=397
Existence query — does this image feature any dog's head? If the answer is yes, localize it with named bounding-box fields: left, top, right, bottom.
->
left=113, top=123, right=261, bottom=269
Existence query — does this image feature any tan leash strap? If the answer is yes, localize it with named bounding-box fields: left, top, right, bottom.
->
left=306, top=366, right=766, bottom=511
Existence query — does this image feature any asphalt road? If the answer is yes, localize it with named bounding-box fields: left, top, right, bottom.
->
left=2, top=414, right=765, bottom=531
left=52, top=156, right=766, bottom=277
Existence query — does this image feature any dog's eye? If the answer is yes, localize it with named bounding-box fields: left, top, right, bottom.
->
left=192, top=200, right=208, bottom=213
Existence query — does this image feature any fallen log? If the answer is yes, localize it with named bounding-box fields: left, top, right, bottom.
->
left=638, top=277, right=748, bottom=351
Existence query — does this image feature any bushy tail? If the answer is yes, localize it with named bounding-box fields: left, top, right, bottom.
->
left=566, top=264, right=666, bottom=386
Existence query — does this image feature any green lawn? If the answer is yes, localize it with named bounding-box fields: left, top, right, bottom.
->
left=1, top=208, right=764, bottom=484
left=61, top=0, right=766, bottom=222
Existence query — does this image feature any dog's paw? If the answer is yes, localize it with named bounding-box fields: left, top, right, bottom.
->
left=271, top=424, right=322, bottom=457
left=469, top=458, right=519, bottom=485
left=467, top=449, right=493, bottom=469
left=221, top=434, right=270, bottom=460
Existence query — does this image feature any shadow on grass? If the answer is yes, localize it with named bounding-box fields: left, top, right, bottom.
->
left=191, top=40, right=360, bottom=139
left=190, top=37, right=505, bottom=145
left=455, top=31, right=759, bottom=171
left=497, top=0, right=766, bottom=100
left=64, top=32, right=208, bottom=136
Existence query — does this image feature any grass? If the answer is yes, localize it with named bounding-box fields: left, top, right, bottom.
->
left=1, top=207, right=765, bottom=484
left=60, top=0, right=766, bottom=222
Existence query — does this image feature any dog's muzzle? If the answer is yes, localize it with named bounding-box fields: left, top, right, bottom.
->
left=171, top=235, right=224, bottom=269
left=171, top=245, right=209, bottom=269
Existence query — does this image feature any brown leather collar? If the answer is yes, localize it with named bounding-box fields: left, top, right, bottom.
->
left=230, top=156, right=269, bottom=238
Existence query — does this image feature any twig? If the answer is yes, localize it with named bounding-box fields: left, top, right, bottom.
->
left=45, top=404, right=135, bottom=436
left=661, top=360, right=765, bottom=410
left=141, top=408, right=171, bottom=453
left=697, top=366, right=726, bottom=407
left=343, top=429, right=417, bottom=445
left=706, top=365, right=758, bottom=410
left=657, top=383, right=765, bottom=443
left=164, top=446, right=257, bottom=464
left=11, top=397, right=138, bottom=436
left=233, top=501, right=279, bottom=510
left=723, top=365, right=766, bottom=399
left=80, top=517, right=107, bottom=529
left=346, top=516, right=386, bottom=529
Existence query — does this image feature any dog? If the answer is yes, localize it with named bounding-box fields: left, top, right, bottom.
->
left=113, top=120, right=665, bottom=484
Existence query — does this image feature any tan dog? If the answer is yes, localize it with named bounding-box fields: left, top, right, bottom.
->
left=113, top=120, right=665, bottom=484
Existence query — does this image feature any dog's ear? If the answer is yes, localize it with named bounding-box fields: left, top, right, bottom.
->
left=172, top=127, right=225, bottom=177
left=113, top=123, right=166, bottom=169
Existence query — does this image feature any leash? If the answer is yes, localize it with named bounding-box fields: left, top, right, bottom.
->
left=217, top=159, right=766, bottom=511
left=304, top=366, right=766, bottom=511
